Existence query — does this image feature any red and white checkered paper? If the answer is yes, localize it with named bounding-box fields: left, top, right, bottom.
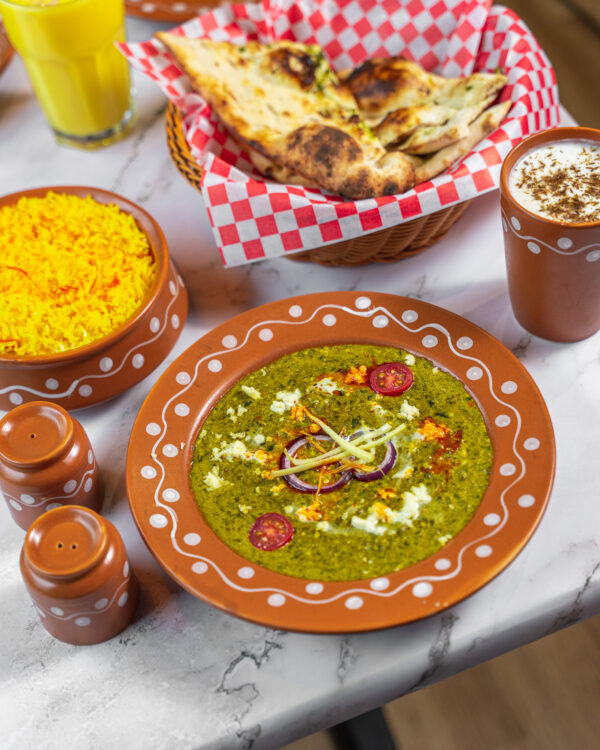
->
left=120, top=0, right=559, bottom=266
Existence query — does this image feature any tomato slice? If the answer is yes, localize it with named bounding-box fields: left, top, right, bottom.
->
left=249, top=513, right=294, bottom=551
left=368, top=362, right=413, bottom=396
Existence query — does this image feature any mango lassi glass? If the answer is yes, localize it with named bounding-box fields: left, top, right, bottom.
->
left=0, top=0, right=134, bottom=148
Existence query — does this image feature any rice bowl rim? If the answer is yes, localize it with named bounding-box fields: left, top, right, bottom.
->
left=0, top=185, right=168, bottom=366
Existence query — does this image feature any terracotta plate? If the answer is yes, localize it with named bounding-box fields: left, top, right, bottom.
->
left=126, top=292, right=555, bottom=633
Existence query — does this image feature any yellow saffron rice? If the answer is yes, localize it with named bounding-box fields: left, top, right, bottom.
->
left=0, top=192, right=157, bottom=357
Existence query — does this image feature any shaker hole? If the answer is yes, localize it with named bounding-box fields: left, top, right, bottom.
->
left=71, top=544, right=77, bottom=550
left=30, top=433, right=36, bottom=439
left=57, top=542, right=63, bottom=549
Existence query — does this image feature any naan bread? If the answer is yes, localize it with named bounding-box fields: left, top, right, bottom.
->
left=157, top=34, right=415, bottom=199
left=343, top=57, right=507, bottom=155
left=406, top=101, right=511, bottom=183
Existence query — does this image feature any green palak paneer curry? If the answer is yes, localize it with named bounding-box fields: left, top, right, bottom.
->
left=189, top=344, right=493, bottom=581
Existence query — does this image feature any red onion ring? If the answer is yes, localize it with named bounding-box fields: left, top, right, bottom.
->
left=279, top=435, right=353, bottom=494
left=352, top=439, right=397, bottom=482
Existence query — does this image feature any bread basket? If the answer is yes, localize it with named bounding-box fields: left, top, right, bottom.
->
left=166, top=101, right=472, bottom=267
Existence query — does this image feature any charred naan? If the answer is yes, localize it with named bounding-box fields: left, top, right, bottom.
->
left=157, top=34, right=415, bottom=199
left=343, top=57, right=506, bottom=147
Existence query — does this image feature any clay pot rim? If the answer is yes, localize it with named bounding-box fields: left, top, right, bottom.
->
left=24, top=505, right=109, bottom=579
left=0, top=400, right=74, bottom=468
left=500, top=126, right=600, bottom=229
left=0, top=185, right=169, bottom=366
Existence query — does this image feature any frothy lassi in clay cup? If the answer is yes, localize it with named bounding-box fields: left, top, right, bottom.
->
left=0, top=0, right=134, bottom=148
left=500, top=126, right=600, bottom=342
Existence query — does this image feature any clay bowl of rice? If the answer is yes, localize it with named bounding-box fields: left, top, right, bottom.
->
left=0, top=186, right=188, bottom=411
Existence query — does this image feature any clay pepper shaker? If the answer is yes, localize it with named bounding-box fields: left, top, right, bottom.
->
left=0, top=400, right=104, bottom=530
left=20, top=505, right=138, bottom=645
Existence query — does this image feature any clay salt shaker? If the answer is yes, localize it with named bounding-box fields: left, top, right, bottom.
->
left=0, top=400, right=104, bottom=530
left=20, top=505, right=138, bottom=645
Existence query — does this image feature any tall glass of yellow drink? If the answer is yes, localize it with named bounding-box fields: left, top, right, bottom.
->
left=0, top=0, right=134, bottom=148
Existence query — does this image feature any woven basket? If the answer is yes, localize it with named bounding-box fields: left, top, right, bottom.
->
left=166, top=101, right=472, bottom=266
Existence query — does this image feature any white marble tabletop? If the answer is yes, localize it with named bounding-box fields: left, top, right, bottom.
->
left=1, top=17, right=599, bottom=750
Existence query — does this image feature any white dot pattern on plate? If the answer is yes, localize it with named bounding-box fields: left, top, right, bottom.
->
left=162, top=488, right=180, bottom=502
left=64, top=480, right=77, bottom=494
left=510, top=216, right=521, bottom=230
left=183, top=533, right=201, bottom=546
left=457, top=337, right=473, bottom=350
left=373, top=315, right=389, bottom=328
left=79, top=384, right=92, bottom=397
left=467, top=367, right=483, bottom=380
left=162, top=444, right=178, bottom=458
left=141, top=465, right=156, bottom=479
left=476, top=545, right=492, bottom=558
left=345, top=596, right=363, bottom=610
left=222, top=335, right=237, bottom=349
left=192, top=561, right=208, bottom=574
left=208, top=359, right=222, bottom=373
left=47, top=503, right=61, bottom=510
left=142, top=4, right=156, bottom=15
left=169, top=280, right=177, bottom=295
left=21, top=494, right=35, bottom=505
left=484, top=513, right=501, bottom=526
left=518, top=494, right=535, bottom=507
left=9, top=499, right=21, bottom=511
left=95, top=598, right=108, bottom=610
left=306, top=582, right=323, bottom=594
left=355, top=296, right=371, bottom=309
left=422, top=335, right=438, bottom=348
left=524, top=438, right=540, bottom=450
left=172, top=2, right=187, bottom=12
left=322, top=314, right=336, bottom=327
left=123, top=562, right=130, bottom=578
left=586, top=250, right=600, bottom=262
left=174, top=403, right=190, bottom=417
left=434, top=558, right=451, bottom=571
left=146, top=422, right=161, bottom=436
left=412, top=582, right=433, bottom=598
left=99, top=357, right=113, bottom=372
left=75, top=617, right=91, bottom=627
left=150, top=317, right=160, bottom=333
left=171, top=314, right=180, bottom=329
left=501, top=380, right=518, bottom=394
left=118, top=592, right=129, bottom=607
left=176, top=371, right=191, bottom=385
left=46, top=378, right=59, bottom=390
left=237, top=567, right=255, bottom=579
left=495, top=415, right=511, bottom=427
left=402, top=310, right=418, bottom=323
left=557, top=237, right=572, bottom=249
left=370, top=577, right=390, bottom=591
left=9, top=393, right=23, bottom=405
left=500, top=463, right=516, bottom=476
left=289, top=304, right=302, bottom=318
left=50, top=607, right=64, bottom=616
left=149, top=514, right=168, bottom=528
left=84, top=478, right=93, bottom=493
left=527, top=241, right=541, bottom=254
left=259, top=328, right=273, bottom=341
left=132, top=354, right=145, bottom=369
left=88, top=450, right=93, bottom=465
left=268, top=593, right=286, bottom=607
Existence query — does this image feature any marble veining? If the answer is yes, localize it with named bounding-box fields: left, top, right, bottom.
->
left=0, top=16, right=598, bottom=750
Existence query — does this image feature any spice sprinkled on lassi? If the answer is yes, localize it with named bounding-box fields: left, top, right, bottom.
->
left=509, top=141, right=600, bottom=223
